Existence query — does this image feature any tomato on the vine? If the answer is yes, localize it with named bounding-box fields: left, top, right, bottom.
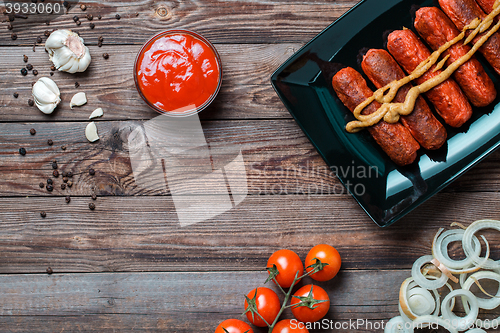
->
left=244, top=287, right=281, bottom=327
left=215, top=319, right=254, bottom=333
left=266, top=249, right=304, bottom=288
left=290, top=285, right=330, bottom=323
left=305, top=244, right=341, bottom=282
left=271, top=319, right=310, bottom=333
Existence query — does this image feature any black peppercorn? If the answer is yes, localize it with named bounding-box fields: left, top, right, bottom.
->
left=61, top=171, right=67, bottom=178
left=65, top=196, right=71, bottom=203
left=89, top=168, right=95, bottom=176
left=39, top=182, right=44, bottom=188
left=67, top=171, right=73, bottom=178
left=87, top=14, right=93, bottom=21
left=115, top=14, right=121, bottom=20
left=46, top=185, right=53, bottom=192
left=7, top=24, right=13, bottom=30
left=11, top=33, right=17, bottom=40
left=76, top=20, right=81, bottom=26
left=67, top=180, right=73, bottom=188
left=23, top=55, right=28, bottom=63
left=52, top=162, right=58, bottom=169
left=13, top=92, right=19, bottom=98
left=61, top=183, right=66, bottom=190
left=103, top=53, right=109, bottom=59
left=91, top=193, right=97, bottom=200
left=46, top=267, right=53, bottom=274
left=47, top=178, right=53, bottom=185
left=26, top=64, right=33, bottom=71
left=50, top=72, right=54, bottom=76
left=28, top=99, right=34, bottom=106
left=62, top=177, right=68, bottom=183
left=63, top=0, right=69, bottom=8
left=47, top=139, right=53, bottom=146
left=97, top=41, right=102, bottom=47
left=19, top=147, right=26, bottom=155
left=61, top=145, right=66, bottom=151
left=21, top=68, right=28, bottom=76
left=73, top=15, right=79, bottom=22
left=89, top=202, right=95, bottom=210
left=80, top=4, right=86, bottom=11
left=97, top=14, right=102, bottom=19
left=44, top=30, right=50, bottom=37
left=53, top=170, right=59, bottom=178
left=30, top=128, right=36, bottom=135
left=40, top=211, right=47, bottom=218
left=89, top=23, right=95, bottom=29
left=50, top=65, right=56, bottom=71
left=36, top=36, right=42, bottom=43
left=75, top=82, right=80, bottom=88
left=33, top=70, right=38, bottom=76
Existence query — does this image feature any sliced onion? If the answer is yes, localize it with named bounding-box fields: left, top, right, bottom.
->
left=411, top=315, right=459, bottom=333
left=433, top=228, right=481, bottom=269
left=463, top=219, right=500, bottom=270
left=412, top=255, right=448, bottom=289
left=385, top=316, right=411, bottom=333
left=441, top=289, right=479, bottom=331
left=399, top=278, right=440, bottom=320
left=462, top=271, right=500, bottom=310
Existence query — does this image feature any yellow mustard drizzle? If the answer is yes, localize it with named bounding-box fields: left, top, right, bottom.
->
left=346, top=2, right=500, bottom=133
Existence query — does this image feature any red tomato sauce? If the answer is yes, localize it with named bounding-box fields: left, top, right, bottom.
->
left=136, top=31, right=221, bottom=114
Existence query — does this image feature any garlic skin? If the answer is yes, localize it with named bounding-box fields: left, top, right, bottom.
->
left=32, top=77, right=61, bottom=114
left=70, top=92, right=87, bottom=109
left=85, top=122, right=99, bottom=142
left=45, top=29, right=91, bottom=74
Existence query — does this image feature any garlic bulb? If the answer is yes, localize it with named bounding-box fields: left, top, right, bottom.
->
left=45, top=29, right=91, bottom=73
left=32, top=77, right=61, bottom=114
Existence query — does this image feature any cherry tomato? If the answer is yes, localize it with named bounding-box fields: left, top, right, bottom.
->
left=215, top=319, right=254, bottom=333
left=267, top=249, right=304, bottom=288
left=272, top=319, right=309, bottom=333
left=244, top=287, right=281, bottom=327
left=290, top=285, right=330, bottom=323
left=305, top=244, right=341, bottom=282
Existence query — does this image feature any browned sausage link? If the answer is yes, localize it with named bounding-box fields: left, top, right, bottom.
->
left=414, top=7, right=497, bottom=107
left=332, top=67, right=420, bottom=166
left=439, top=0, right=500, bottom=75
left=361, top=49, right=447, bottom=150
left=475, top=0, right=497, bottom=17
left=387, top=29, right=473, bottom=127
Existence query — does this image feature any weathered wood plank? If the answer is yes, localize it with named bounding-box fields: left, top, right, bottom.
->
left=0, top=44, right=301, bottom=121
left=0, top=120, right=499, bottom=197
left=0, top=192, right=499, bottom=274
left=0, top=0, right=358, bottom=45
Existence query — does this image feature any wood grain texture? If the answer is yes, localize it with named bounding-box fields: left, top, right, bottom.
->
left=0, top=192, right=499, bottom=274
left=0, top=0, right=358, bottom=45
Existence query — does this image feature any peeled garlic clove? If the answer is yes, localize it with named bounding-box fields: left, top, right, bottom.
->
left=89, top=108, right=104, bottom=119
left=45, top=29, right=91, bottom=74
left=32, top=77, right=61, bottom=114
left=85, top=122, right=99, bottom=142
left=70, top=92, right=87, bottom=109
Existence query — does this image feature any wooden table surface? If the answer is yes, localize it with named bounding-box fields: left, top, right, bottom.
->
left=1, top=0, right=500, bottom=332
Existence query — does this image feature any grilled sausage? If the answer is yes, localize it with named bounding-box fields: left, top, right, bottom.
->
left=361, top=49, right=447, bottom=150
left=438, top=0, right=500, bottom=75
left=387, top=29, right=473, bottom=127
left=414, top=7, right=497, bottom=107
left=475, top=0, right=499, bottom=21
left=332, top=67, right=420, bottom=166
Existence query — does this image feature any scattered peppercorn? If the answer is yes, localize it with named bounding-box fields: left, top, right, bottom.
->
left=87, top=14, right=93, bottom=21
left=50, top=65, right=56, bottom=71
left=13, top=92, right=19, bottom=98
left=91, top=193, right=97, bottom=200
left=67, top=180, right=73, bottom=188
left=61, top=145, right=66, bottom=151
left=75, top=81, right=80, bottom=88
left=62, top=177, right=68, bottom=183
left=44, top=30, right=51, bottom=37
left=39, top=182, right=44, bottom=188
left=19, top=147, right=26, bottom=155
left=97, top=41, right=102, bottom=47
left=89, top=168, right=95, bottom=176
left=36, top=36, right=42, bottom=43
left=115, top=14, right=121, bottom=20
left=76, top=20, right=81, bottom=26
left=80, top=4, right=86, bottom=11
left=46, top=185, right=53, bottom=192
left=89, top=202, right=95, bottom=210
left=11, top=33, right=17, bottom=40
left=53, top=170, right=59, bottom=177
left=47, top=178, right=53, bottom=185
left=103, top=53, right=109, bottom=59
left=65, top=196, right=71, bottom=203
left=63, top=0, right=69, bottom=8
left=89, top=23, right=95, bottom=29
left=7, top=24, right=13, bottom=30
left=73, top=15, right=79, bottom=22
left=47, top=139, right=53, bottom=146
left=30, top=128, right=36, bottom=135
left=28, top=99, right=34, bottom=106
left=52, top=162, right=58, bottom=169
left=46, top=267, right=53, bottom=275
left=23, top=55, right=28, bottom=63
left=46, top=21, right=50, bottom=25
left=98, top=36, right=104, bottom=42
left=21, top=68, right=28, bottom=76
left=40, top=211, right=47, bottom=218
left=97, top=14, right=102, bottom=19
left=33, top=69, right=38, bottom=76
left=61, top=183, right=66, bottom=190
left=50, top=72, right=54, bottom=76
left=67, top=171, right=73, bottom=178
left=26, top=64, right=33, bottom=71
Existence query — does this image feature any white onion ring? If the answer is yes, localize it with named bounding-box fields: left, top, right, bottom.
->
left=385, top=316, right=411, bottom=333
left=412, top=255, right=448, bottom=289
left=462, top=271, right=500, bottom=310
left=462, top=219, right=500, bottom=270
left=399, top=278, right=441, bottom=320
left=441, top=289, right=479, bottom=331
left=433, top=228, right=481, bottom=269
left=410, top=315, right=459, bottom=333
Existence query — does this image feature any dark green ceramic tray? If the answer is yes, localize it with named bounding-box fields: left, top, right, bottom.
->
left=271, top=0, right=500, bottom=227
